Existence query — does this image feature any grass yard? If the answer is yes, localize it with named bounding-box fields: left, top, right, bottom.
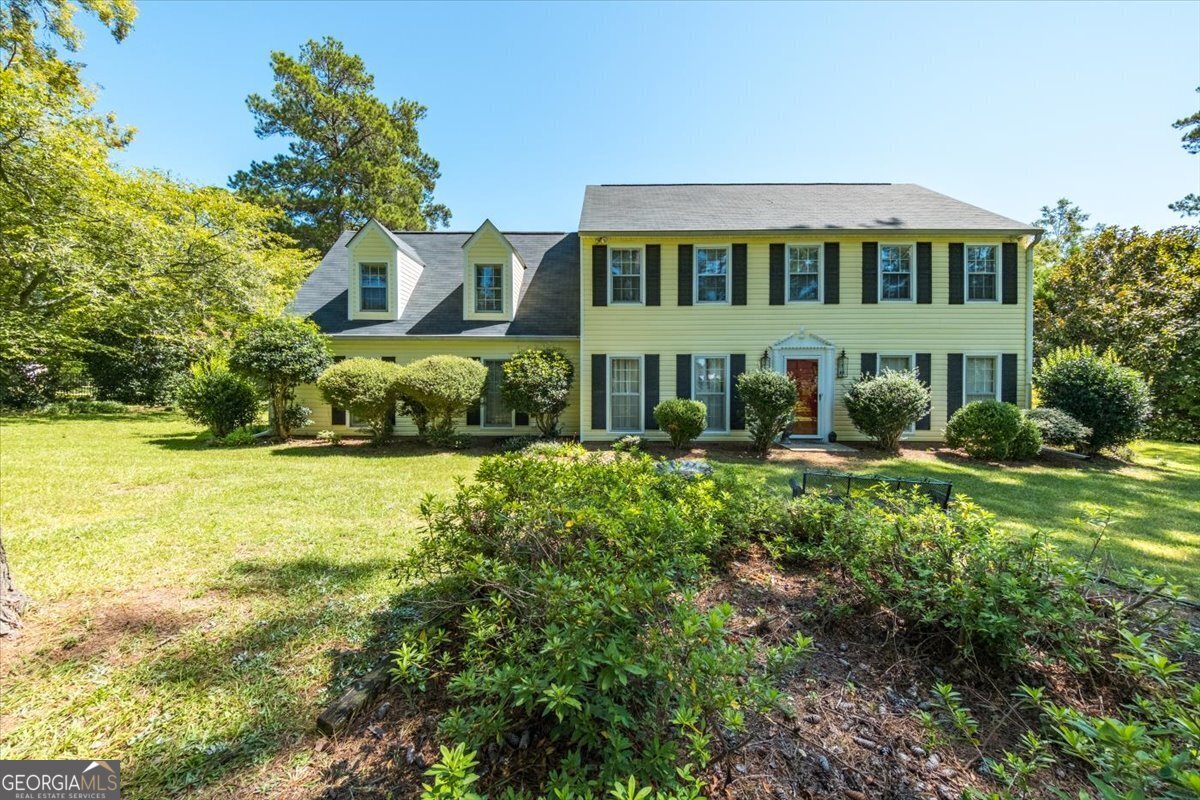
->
left=1, top=412, right=1197, bottom=799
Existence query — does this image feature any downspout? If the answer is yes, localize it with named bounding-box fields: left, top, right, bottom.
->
left=1023, top=232, right=1043, bottom=408
left=578, top=234, right=586, bottom=442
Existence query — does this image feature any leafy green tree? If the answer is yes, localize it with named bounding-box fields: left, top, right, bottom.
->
left=500, top=348, right=575, bottom=436
left=229, top=317, right=331, bottom=439
left=1031, top=198, right=1092, bottom=303
left=1035, top=226, right=1199, bottom=441
left=317, top=358, right=404, bottom=444
left=1169, top=87, right=1199, bottom=218
left=229, top=37, right=449, bottom=251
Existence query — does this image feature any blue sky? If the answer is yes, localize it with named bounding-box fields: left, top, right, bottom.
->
left=79, top=0, right=1199, bottom=233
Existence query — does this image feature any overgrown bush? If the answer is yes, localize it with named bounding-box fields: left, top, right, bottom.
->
left=652, top=398, right=706, bottom=449
left=736, top=370, right=797, bottom=456
left=316, top=358, right=404, bottom=444
left=1036, top=345, right=1151, bottom=454
left=946, top=401, right=1042, bottom=460
left=500, top=348, right=575, bottom=436
left=228, top=317, right=331, bottom=439
left=397, top=355, right=488, bottom=440
left=844, top=369, right=931, bottom=451
left=1027, top=407, right=1092, bottom=450
left=175, top=363, right=259, bottom=438
left=391, top=452, right=810, bottom=795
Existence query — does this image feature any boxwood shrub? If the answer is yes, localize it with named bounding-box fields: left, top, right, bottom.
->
left=945, top=400, right=1042, bottom=460
left=1036, top=345, right=1151, bottom=454
left=652, top=398, right=707, bottom=449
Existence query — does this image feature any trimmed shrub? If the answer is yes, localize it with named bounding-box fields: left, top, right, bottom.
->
left=945, top=400, right=1042, bottom=460
left=652, top=398, right=706, bottom=449
left=1028, top=407, right=1092, bottom=450
left=1036, top=345, right=1151, bottom=454
left=737, top=370, right=798, bottom=456
left=396, top=355, right=488, bottom=440
left=316, top=358, right=404, bottom=444
left=229, top=317, right=331, bottom=439
left=176, top=366, right=259, bottom=438
left=500, top=348, right=575, bottom=436
left=844, top=369, right=931, bottom=451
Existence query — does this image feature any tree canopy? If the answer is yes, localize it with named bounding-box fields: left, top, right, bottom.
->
left=229, top=37, right=450, bottom=251
left=1169, top=87, right=1199, bottom=218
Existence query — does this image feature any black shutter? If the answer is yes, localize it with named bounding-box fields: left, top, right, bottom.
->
left=676, top=354, right=691, bottom=400
left=916, top=353, right=932, bottom=430
left=515, top=411, right=529, bottom=426
left=591, top=354, right=607, bottom=430
left=382, top=357, right=397, bottom=426
left=769, top=243, right=785, bottom=305
left=732, top=244, right=747, bottom=305
left=645, top=245, right=661, bottom=306
left=916, top=242, right=932, bottom=304
left=644, top=354, right=660, bottom=429
left=860, top=352, right=876, bottom=377
left=823, top=242, right=840, bottom=304
left=331, top=355, right=346, bottom=425
left=1002, top=353, right=1018, bottom=404
left=862, top=242, right=878, bottom=304
left=592, top=244, right=607, bottom=307
left=947, top=353, right=964, bottom=418
left=1002, top=242, right=1018, bottom=304
left=949, top=244, right=964, bottom=304
left=677, top=245, right=693, bottom=306
left=730, top=354, right=746, bottom=430
left=466, top=356, right=482, bottom=426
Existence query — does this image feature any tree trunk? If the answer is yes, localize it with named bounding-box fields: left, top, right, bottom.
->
left=0, top=530, right=30, bottom=636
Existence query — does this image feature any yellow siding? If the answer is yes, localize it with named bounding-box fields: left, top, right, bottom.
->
left=295, top=338, right=581, bottom=437
left=580, top=234, right=1031, bottom=442
left=464, top=229, right=515, bottom=321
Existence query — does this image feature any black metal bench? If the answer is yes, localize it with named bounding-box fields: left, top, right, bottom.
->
left=789, top=469, right=953, bottom=511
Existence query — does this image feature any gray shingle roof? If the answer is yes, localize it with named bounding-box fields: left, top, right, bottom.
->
left=579, top=183, right=1039, bottom=234
left=290, top=230, right=579, bottom=338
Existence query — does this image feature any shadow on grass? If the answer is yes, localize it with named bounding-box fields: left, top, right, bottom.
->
left=268, top=439, right=497, bottom=459
left=143, top=433, right=209, bottom=451
left=1, top=411, right=166, bottom=425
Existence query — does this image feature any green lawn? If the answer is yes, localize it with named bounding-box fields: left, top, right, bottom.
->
left=0, top=412, right=1196, bottom=799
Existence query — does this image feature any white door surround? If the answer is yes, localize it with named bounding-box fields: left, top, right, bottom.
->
left=768, top=330, right=836, bottom=441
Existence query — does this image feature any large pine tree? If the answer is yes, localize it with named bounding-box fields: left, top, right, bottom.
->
left=230, top=37, right=450, bottom=251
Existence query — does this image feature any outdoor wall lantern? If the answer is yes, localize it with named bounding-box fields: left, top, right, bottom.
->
left=759, top=349, right=770, bottom=370
left=836, top=349, right=847, bottom=378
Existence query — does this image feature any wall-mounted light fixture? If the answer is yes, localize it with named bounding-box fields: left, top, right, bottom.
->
left=759, top=349, right=770, bottom=370
left=836, top=349, right=847, bottom=378
left=597, top=237, right=607, bottom=245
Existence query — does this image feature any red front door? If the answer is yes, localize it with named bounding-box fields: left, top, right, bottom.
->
left=787, top=358, right=819, bottom=436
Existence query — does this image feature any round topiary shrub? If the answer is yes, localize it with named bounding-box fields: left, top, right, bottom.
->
left=653, top=398, right=707, bottom=449
left=1036, top=346, right=1151, bottom=454
left=500, top=348, right=575, bottom=436
left=1027, top=407, right=1092, bottom=450
left=945, top=400, right=1043, bottom=460
left=844, top=370, right=931, bottom=452
left=736, top=370, right=798, bottom=456
left=316, top=358, right=405, bottom=444
left=228, top=317, right=331, bottom=439
left=396, top=355, right=488, bottom=440
left=176, top=366, right=259, bottom=438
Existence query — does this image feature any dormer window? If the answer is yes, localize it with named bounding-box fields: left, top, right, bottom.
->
left=474, top=264, right=503, bottom=312
left=359, top=263, right=388, bottom=311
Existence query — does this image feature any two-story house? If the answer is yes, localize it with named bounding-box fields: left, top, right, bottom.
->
left=290, top=183, right=1040, bottom=444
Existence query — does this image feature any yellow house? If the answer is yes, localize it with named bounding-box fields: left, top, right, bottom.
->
left=290, top=183, right=1040, bottom=444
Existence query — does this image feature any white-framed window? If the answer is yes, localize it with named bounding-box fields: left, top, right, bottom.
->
left=787, top=245, right=822, bottom=302
left=879, top=244, right=914, bottom=302
left=878, top=353, right=916, bottom=432
left=609, top=247, right=643, bottom=304
left=608, top=356, right=643, bottom=432
left=966, top=245, right=999, bottom=302
left=474, top=264, right=503, bottom=313
left=359, top=262, right=388, bottom=311
left=964, top=355, right=1000, bottom=404
left=694, top=245, right=730, bottom=303
left=693, top=355, right=729, bottom=432
left=481, top=359, right=514, bottom=428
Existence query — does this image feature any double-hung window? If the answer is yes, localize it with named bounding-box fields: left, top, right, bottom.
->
left=481, top=359, right=513, bottom=427
left=359, top=263, right=388, bottom=311
left=609, top=248, right=643, bottom=303
left=965, top=355, right=999, bottom=404
left=694, top=246, right=730, bottom=303
left=879, top=244, right=913, bottom=301
left=693, top=355, right=728, bottom=432
left=608, top=357, right=642, bottom=432
left=966, top=245, right=999, bottom=302
left=474, top=264, right=503, bottom=313
left=787, top=245, right=821, bottom=302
